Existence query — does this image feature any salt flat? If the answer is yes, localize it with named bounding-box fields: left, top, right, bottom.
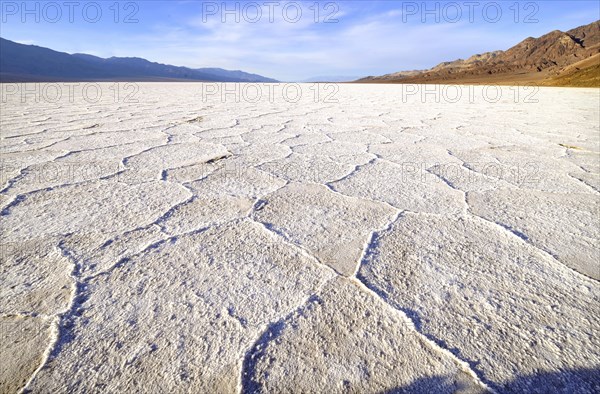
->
left=1, top=83, right=599, bottom=393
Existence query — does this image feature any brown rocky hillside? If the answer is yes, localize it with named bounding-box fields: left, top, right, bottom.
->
left=358, top=20, right=600, bottom=87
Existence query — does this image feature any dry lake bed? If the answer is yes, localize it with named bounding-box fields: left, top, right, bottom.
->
left=1, top=83, right=599, bottom=393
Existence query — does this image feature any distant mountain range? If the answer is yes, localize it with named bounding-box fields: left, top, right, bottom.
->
left=0, top=38, right=278, bottom=83
left=358, top=20, right=600, bottom=87
left=301, top=76, right=363, bottom=83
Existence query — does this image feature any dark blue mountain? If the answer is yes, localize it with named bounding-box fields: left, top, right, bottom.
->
left=0, top=37, right=278, bottom=82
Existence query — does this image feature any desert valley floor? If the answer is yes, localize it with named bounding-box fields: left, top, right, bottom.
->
left=1, top=83, right=599, bottom=393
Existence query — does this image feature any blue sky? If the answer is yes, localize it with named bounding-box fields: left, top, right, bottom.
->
left=1, top=1, right=598, bottom=80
